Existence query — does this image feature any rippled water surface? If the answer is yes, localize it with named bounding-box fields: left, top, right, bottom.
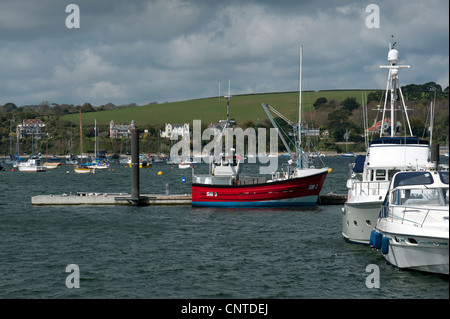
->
left=1, top=156, right=448, bottom=299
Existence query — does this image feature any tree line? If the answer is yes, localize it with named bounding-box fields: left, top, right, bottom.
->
left=0, top=82, right=448, bottom=156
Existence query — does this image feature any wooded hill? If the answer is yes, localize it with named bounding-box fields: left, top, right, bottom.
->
left=0, top=82, right=448, bottom=156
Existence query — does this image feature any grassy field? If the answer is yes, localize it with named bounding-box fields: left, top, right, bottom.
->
left=60, top=90, right=375, bottom=127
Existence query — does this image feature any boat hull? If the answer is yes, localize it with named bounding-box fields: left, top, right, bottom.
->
left=18, top=166, right=47, bottom=172
left=74, top=167, right=95, bottom=174
left=342, top=201, right=383, bottom=244
left=192, top=170, right=327, bottom=208
left=378, top=231, right=449, bottom=274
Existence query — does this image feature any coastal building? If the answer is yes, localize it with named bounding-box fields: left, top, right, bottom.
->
left=160, top=123, right=189, bottom=140
left=109, top=120, right=136, bottom=138
left=17, top=119, right=46, bottom=139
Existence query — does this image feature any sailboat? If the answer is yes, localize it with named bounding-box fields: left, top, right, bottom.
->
left=341, top=130, right=355, bottom=157
left=86, top=119, right=110, bottom=170
left=43, top=134, right=62, bottom=169
left=178, top=121, right=196, bottom=169
left=191, top=47, right=329, bottom=207
left=66, top=121, right=79, bottom=165
left=342, top=38, right=432, bottom=244
left=74, top=111, right=95, bottom=174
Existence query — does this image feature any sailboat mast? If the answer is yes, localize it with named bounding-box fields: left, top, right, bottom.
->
left=79, top=110, right=83, bottom=165
left=298, top=45, right=302, bottom=150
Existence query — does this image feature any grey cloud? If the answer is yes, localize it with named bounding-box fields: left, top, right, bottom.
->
left=0, top=0, right=448, bottom=106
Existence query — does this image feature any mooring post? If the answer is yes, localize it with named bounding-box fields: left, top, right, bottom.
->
left=130, top=128, right=140, bottom=204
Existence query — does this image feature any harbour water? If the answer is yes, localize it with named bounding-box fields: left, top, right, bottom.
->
left=0, top=156, right=448, bottom=300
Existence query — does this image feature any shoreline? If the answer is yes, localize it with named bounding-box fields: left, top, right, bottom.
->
left=2, top=148, right=449, bottom=160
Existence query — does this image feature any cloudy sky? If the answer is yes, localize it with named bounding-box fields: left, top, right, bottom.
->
left=0, top=0, right=448, bottom=106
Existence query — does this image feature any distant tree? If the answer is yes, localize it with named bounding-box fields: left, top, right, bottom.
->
left=313, top=97, right=328, bottom=108
left=81, top=103, right=94, bottom=112
left=242, top=120, right=255, bottom=129
left=367, top=91, right=383, bottom=103
left=327, top=108, right=353, bottom=140
left=2, top=102, right=17, bottom=112
left=409, top=117, right=426, bottom=138
left=341, top=97, right=360, bottom=112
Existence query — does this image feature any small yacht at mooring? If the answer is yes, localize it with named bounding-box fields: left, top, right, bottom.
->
left=372, top=170, right=449, bottom=274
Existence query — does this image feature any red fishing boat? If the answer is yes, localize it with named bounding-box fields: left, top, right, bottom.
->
left=192, top=155, right=328, bottom=207
left=192, top=46, right=329, bottom=207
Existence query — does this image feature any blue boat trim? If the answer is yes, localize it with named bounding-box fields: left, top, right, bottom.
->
left=192, top=196, right=318, bottom=208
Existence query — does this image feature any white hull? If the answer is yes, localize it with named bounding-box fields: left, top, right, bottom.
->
left=18, top=166, right=47, bottom=172
left=342, top=201, right=383, bottom=244
left=44, top=162, right=61, bottom=169
left=74, top=167, right=95, bottom=174
left=17, top=157, right=47, bottom=172
left=379, top=231, right=448, bottom=274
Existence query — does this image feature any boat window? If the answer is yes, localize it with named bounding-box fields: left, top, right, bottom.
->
left=393, top=172, right=434, bottom=188
left=441, top=188, right=449, bottom=205
left=392, top=190, right=402, bottom=205
left=388, top=169, right=400, bottom=180
left=375, top=170, right=386, bottom=181
left=439, top=172, right=449, bottom=184
left=402, top=188, right=442, bottom=205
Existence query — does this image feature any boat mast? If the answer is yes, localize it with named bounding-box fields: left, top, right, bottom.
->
left=222, top=79, right=233, bottom=160
left=94, top=118, right=97, bottom=160
left=298, top=45, right=302, bottom=150
left=79, top=110, right=83, bottom=165
left=298, top=45, right=305, bottom=168
left=379, top=36, right=412, bottom=137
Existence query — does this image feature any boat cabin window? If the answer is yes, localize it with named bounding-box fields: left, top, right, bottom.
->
left=388, top=169, right=400, bottom=180
left=375, top=169, right=386, bottom=181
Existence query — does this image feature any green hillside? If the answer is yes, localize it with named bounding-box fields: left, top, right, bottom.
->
left=60, top=90, right=375, bottom=127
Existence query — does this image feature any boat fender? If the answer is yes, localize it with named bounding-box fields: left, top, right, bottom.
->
left=374, top=232, right=382, bottom=250
left=369, top=230, right=376, bottom=247
left=381, top=237, right=389, bottom=255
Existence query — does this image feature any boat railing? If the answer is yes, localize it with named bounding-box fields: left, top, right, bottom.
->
left=389, top=205, right=449, bottom=230
left=351, top=180, right=389, bottom=197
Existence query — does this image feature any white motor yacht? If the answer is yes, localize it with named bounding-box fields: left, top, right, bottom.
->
left=342, top=38, right=432, bottom=244
left=372, top=170, right=449, bottom=274
left=17, top=155, right=47, bottom=172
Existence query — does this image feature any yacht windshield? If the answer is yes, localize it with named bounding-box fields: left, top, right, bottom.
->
left=393, top=187, right=449, bottom=206
left=439, top=172, right=449, bottom=184
left=393, top=172, right=434, bottom=188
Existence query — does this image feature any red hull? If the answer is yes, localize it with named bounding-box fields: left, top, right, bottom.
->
left=192, top=170, right=328, bottom=207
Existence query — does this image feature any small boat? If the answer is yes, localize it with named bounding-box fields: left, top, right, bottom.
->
left=127, top=154, right=152, bottom=168
left=178, top=163, right=193, bottom=169
left=43, top=162, right=61, bottom=169
left=17, top=155, right=47, bottom=172
left=372, top=170, right=449, bottom=274
left=341, top=152, right=355, bottom=158
left=74, top=110, right=95, bottom=174
left=66, top=154, right=79, bottom=166
left=74, top=166, right=95, bottom=174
